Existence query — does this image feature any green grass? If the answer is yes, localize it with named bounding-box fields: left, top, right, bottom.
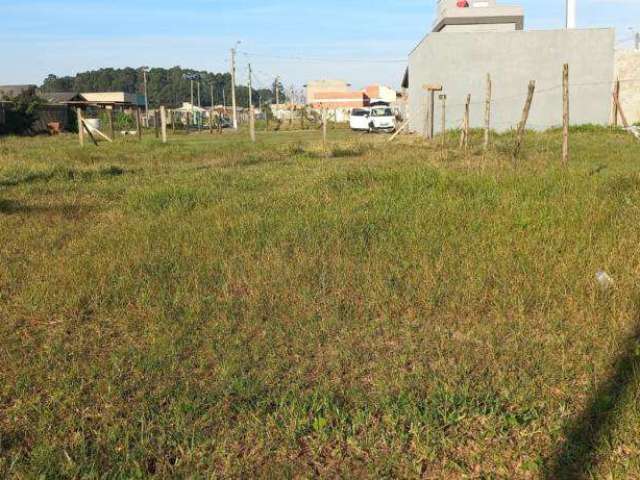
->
left=1, top=127, right=640, bottom=478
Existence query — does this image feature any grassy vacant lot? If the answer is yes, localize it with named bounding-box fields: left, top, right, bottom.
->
left=1, top=127, right=639, bottom=479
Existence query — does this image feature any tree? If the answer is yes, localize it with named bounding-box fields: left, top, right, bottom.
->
left=0, top=89, right=45, bottom=135
left=272, top=78, right=287, bottom=104
left=39, top=67, right=269, bottom=109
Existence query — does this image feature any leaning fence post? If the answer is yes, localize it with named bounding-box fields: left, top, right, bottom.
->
left=512, top=80, right=536, bottom=160
left=562, top=64, right=569, bottom=164
left=484, top=73, right=492, bottom=150
left=612, top=83, right=629, bottom=128
left=77, top=108, right=84, bottom=147
left=611, top=79, right=620, bottom=128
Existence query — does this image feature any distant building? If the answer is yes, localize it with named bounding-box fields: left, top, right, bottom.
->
left=271, top=103, right=305, bottom=121
left=406, top=0, right=614, bottom=135
left=172, top=102, right=209, bottom=126
left=0, top=85, right=37, bottom=99
left=39, top=91, right=145, bottom=108
left=39, top=92, right=85, bottom=104
left=363, top=85, right=398, bottom=104
left=78, top=92, right=145, bottom=108
left=306, top=80, right=399, bottom=122
left=306, top=80, right=351, bottom=105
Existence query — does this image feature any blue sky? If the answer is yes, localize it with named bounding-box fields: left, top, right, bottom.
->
left=1, top=0, right=638, bottom=89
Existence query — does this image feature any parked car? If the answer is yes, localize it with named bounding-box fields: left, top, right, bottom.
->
left=349, top=106, right=396, bottom=133
left=349, top=108, right=371, bottom=131
left=369, top=106, right=396, bottom=133
left=218, top=116, right=233, bottom=129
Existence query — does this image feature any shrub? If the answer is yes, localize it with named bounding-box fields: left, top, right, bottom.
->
left=0, top=90, right=45, bottom=135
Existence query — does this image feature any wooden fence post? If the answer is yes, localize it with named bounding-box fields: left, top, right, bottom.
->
left=322, top=108, right=328, bottom=157
left=464, top=94, right=470, bottom=150
left=611, top=79, right=620, bottom=128
left=170, top=110, right=175, bottom=133
left=154, top=109, right=160, bottom=139
left=427, top=91, right=434, bottom=139
left=107, top=107, right=115, bottom=140
left=209, top=107, right=214, bottom=134
left=459, top=95, right=471, bottom=150
left=249, top=104, right=256, bottom=142
left=612, top=89, right=629, bottom=128
left=160, top=106, right=167, bottom=144
left=562, top=64, right=569, bottom=164
left=77, top=108, right=84, bottom=147
left=79, top=117, right=98, bottom=146
left=513, top=80, right=536, bottom=160
left=289, top=98, right=294, bottom=129
left=440, top=94, right=447, bottom=154
left=484, top=73, right=492, bottom=150
left=422, top=84, right=443, bottom=139
left=135, top=108, right=142, bottom=140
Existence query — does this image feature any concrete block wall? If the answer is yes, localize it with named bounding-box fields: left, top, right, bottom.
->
left=408, top=28, right=615, bottom=134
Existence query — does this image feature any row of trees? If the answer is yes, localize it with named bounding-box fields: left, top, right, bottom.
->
left=41, top=67, right=288, bottom=109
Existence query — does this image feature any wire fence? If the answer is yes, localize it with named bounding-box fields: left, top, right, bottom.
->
left=425, top=75, right=640, bottom=131
left=443, top=77, right=640, bottom=109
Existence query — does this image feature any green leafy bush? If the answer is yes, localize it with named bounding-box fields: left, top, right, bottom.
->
left=0, top=90, right=45, bottom=135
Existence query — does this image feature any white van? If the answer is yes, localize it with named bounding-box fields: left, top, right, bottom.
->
left=349, top=108, right=371, bottom=131
left=349, top=106, right=396, bottom=133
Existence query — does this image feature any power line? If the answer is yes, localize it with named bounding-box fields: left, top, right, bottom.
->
left=238, top=50, right=407, bottom=64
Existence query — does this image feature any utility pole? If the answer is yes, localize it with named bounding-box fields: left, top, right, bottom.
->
left=248, top=63, right=255, bottom=142
left=184, top=73, right=200, bottom=129
left=210, top=83, right=215, bottom=134
left=566, top=0, right=576, bottom=29
left=248, top=64, right=253, bottom=109
left=197, top=79, right=202, bottom=129
left=190, top=80, right=195, bottom=128
left=142, top=67, right=150, bottom=128
left=231, top=44, right=239, bottom=129
left=289, top=86, right=294, bottom=127
left=275, top=76, right=280, bottom=105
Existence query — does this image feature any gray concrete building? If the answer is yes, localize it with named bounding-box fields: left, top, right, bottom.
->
left=434, top=0, right=524, bottom=32
left=406, top=1, right=615, bottom=134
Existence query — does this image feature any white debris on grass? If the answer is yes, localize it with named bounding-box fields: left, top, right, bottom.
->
left=595, top=270, right=615, bottom=290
